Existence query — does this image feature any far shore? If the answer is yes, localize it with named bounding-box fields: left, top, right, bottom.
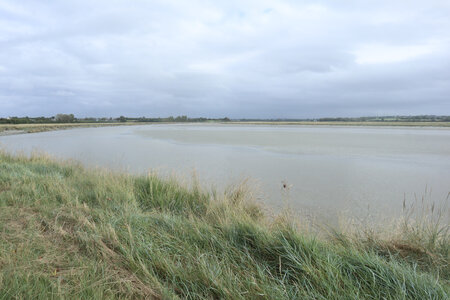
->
left=0, top=123, right=141, bottom=136
left=228, top=121, right=450, bottom=127
left=1, top=120, right=449, bottom=137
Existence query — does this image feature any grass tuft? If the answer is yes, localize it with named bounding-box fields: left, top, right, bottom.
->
left=0, top=151, right=448, bottom=299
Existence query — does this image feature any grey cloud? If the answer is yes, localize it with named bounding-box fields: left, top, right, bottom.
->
left=0, top=0, right=449, bottom=118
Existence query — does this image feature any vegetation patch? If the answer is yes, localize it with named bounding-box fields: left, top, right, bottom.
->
left=0, top=151, right=448, bottom=299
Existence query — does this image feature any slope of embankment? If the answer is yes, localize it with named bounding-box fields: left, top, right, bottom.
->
left=0, top=152, right=448, bottom=299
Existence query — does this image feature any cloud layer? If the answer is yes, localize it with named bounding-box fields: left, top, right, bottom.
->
left=0, top=0, right=449, bottom=118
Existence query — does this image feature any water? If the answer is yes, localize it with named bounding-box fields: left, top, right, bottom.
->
left=1, top=124, right=449, bottom=220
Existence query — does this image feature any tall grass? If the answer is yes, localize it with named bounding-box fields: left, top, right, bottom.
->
left=0, top=151, right=448, bottom=299
left=335, top=190, right=449, bottom=284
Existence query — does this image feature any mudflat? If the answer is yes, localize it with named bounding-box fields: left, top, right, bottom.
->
left=1, top=124, right=449, bottom=220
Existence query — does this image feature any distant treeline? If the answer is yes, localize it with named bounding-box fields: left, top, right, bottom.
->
left=235, top=115, right=450, bottom=122
left=1, top=114, right=449, bottom=124
left=0, top=114, right=231, bottom=124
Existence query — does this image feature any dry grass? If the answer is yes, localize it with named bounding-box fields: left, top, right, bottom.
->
left=0, top=123, right=142, bottom=135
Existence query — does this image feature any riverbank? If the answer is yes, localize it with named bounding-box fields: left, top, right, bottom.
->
left=0, top=123, right=137, bottom=135
left=1, top=120, right=449, bottom=137
left=229, top=121, right=450, bottom=127
left=0, top=151, right=448, bottom=299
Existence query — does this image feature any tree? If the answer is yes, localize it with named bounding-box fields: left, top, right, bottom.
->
left=175, top=115, right=188, bottom=122
left=55, top=114, right=75, bottom=123
left=118, top=116, right=127, bottom=122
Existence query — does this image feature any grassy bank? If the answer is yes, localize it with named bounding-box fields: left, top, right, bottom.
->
left=0, top=152, right=448, bottom=299
left=0, top=123, right=138, bottom=135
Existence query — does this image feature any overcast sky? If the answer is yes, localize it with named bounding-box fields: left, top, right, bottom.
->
left=0, top=0, right=449, bottom=118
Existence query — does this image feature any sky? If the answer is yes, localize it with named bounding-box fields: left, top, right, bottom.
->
left=0, top=0, right=449, bottom=118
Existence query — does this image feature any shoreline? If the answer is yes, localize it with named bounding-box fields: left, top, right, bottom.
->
left=1, top=121, right=449, bottom=137
left=228, top=121, right=450, bottom=127
left=0, top=122, right=144, bottom=136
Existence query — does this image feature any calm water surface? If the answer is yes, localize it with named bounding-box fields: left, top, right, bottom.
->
left=1, top=124, right=449, bottom=221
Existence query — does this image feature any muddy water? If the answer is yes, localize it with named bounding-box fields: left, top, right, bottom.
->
left=1, top=124, right=449, bottom=221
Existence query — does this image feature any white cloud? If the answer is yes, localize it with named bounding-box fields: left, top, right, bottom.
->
left=353, top=43, right=439, bottom=65
left=0, top=0, right=449, bottom=118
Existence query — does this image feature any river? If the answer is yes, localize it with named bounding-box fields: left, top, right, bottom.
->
left=1, top=124, right=449, bottom=221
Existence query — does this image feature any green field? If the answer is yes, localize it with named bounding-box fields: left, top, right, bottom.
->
left=0, top=151, right=448, bottom=299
